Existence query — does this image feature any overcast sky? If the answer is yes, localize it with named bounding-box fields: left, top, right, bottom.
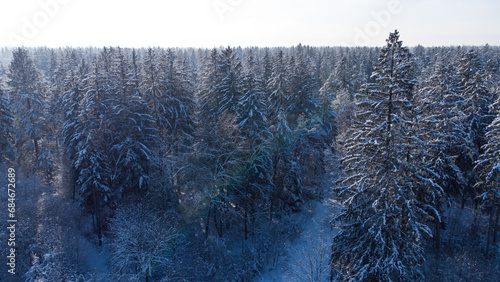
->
left=0, top=0, right=498, bottom=48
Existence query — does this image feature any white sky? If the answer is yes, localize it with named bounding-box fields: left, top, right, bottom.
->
left=0, top=0, right=499, bottom=48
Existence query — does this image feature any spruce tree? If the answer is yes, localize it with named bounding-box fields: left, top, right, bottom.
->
left=414, top=59, right=469, bottom=251
left=0, top=87, right=14, bottom=163
left=455, top=49, right=494, bottom=207
left=158, top=48, right=196, bottom=137
left=475, top=94, right=500, bottom=256
left=415, top=59, right=467, bottom=198
left=74, top=52, right=115, bottom=245
left=331, top=31, right=440, bottom=281
left=108, top=48, right=158, bottom=198
left=333, top=56, right=353, bottom=96
left=318, top=72, right=338, bottom=139
left=61, top=57, right=91, bottom=200
left=196, top=48, right=245, bottom=237
left=142, top=48, right=177, bottom=136
left=267, top=50, right=304, bottom=215
left=267, top=50, right=292, bottom=144
left=238, top=54, right=270, bottom=146
left=237, top=53, right=273, bottom=239
left=199, top=48, right=221, bottom=124
left=217, top=46, right=243, bottom=116
left=7, top=47, right=51, bottom=172
left=287, top=53, right=318, bottom=126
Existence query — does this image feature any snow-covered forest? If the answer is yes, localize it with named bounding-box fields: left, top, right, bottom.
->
left=1, top=31, right=500, bottom=281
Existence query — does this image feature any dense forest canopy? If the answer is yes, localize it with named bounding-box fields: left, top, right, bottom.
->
left=1, top=31, right=500, bottom=281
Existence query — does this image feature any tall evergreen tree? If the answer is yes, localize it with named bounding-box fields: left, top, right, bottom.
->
left=266, top=50, right=305, bottom=215
left=7, top=47, right=51, bottom=172
left=217, top=46, right=243, bottom=116
left=333, top=56, right=353, bottom=96
left=261, top=48, right=274, bottom=99
left=237, top=53, right=273, bottom=239
left=267, top=50, right=292, bottom=144
left=287, top=53, right=318, bottom=126
left=199, top=48, right=222, bottom=124
left=414, top=59, right=469, bottom=251
left=74, top=51, right=116, bottom=245
left=318, top=72, right=338, bottom=138
left=158, top=49, right=196, bottom=137
left=238, top=54, right=270, bottom=146
left=108, top=48, right=158, bottom=198
left=455, top=49, right=494, bottom=207
left=0, top=87, right=14, bottom=163
left=142, top=48, right=177, bottom=136
left=416, top=59, right=467, bottom=198
left=475, top=94, right=500, bottom=257
left=196, top=48, right=246, bottom=237
left=61, top=62, right=86, bottom=200
left=331, top=31, right=440, bottom=281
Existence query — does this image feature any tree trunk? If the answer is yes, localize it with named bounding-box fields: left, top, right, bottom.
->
left=244, top=207, right=248, bottom=240
left=493, top=205, right=500, bottom=244
left=436, top=218, right=441, bottom=254
left=250, top=196, right=256, bottom=240
left=205, top=207, right=211, bottom=238
left=214, top=209, right=223, bottom=237
left=71, top=166, right=77, bottom=201
left=92, top=185, right=102, bottom=246
left=270, top=197, right=274, bottom=222
left=33, top=137, right=40, bottom=165
left=486, top=209, right=495, bottom=257
left=461, top=193, right=466, bottom=209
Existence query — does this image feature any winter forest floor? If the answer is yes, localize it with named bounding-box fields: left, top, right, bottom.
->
left=257, top=151, right=341, bottom=281
left=256, top=196, right=341, bottom=281
left=422, top=202, right=500, bottom=282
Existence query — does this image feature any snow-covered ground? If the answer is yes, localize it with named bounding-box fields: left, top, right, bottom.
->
left=257, top=196, right=341, bottom=282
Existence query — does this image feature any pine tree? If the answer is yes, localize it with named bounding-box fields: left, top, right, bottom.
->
left=152, top=49, right=198, bottom=207
left=331, top=31, right=440, bottom=281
